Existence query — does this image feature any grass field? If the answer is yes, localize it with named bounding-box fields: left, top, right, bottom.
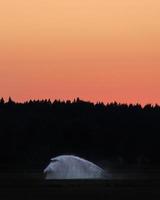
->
left=0, top=170, right=160, bottom=200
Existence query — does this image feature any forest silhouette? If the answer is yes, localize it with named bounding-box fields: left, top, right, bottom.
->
left=0, top=97, right=160, bottom=171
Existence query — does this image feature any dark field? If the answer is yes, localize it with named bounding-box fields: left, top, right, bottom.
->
left=0, top=170, right=160, bottom=200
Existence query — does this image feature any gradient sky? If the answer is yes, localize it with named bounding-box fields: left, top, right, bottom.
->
left=0, top=0, right=160, bottom=104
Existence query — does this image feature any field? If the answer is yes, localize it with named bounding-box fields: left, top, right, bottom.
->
left=0, top=169, right=160, bottom=200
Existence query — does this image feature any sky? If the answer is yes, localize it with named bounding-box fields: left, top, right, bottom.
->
left=0, top=0, right=160, bottom=105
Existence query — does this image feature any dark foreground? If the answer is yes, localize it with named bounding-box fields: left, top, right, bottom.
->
left=0, top=171, right=160, bottom=200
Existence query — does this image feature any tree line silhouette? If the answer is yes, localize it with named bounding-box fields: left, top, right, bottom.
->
left=0, top=97, right=160, bottom=171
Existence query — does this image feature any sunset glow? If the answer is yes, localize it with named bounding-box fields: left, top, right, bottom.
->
left=0, top=0, right=160, bottom=104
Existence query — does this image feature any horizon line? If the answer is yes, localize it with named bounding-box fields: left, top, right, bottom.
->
left=0, top=96, right=159, bottom=108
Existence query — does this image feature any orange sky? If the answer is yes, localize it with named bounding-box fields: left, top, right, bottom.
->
left=0, top=0, right=160, bottom=105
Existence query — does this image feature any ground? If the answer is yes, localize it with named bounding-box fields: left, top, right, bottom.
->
left=0, top=170, right=160, bottom=200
